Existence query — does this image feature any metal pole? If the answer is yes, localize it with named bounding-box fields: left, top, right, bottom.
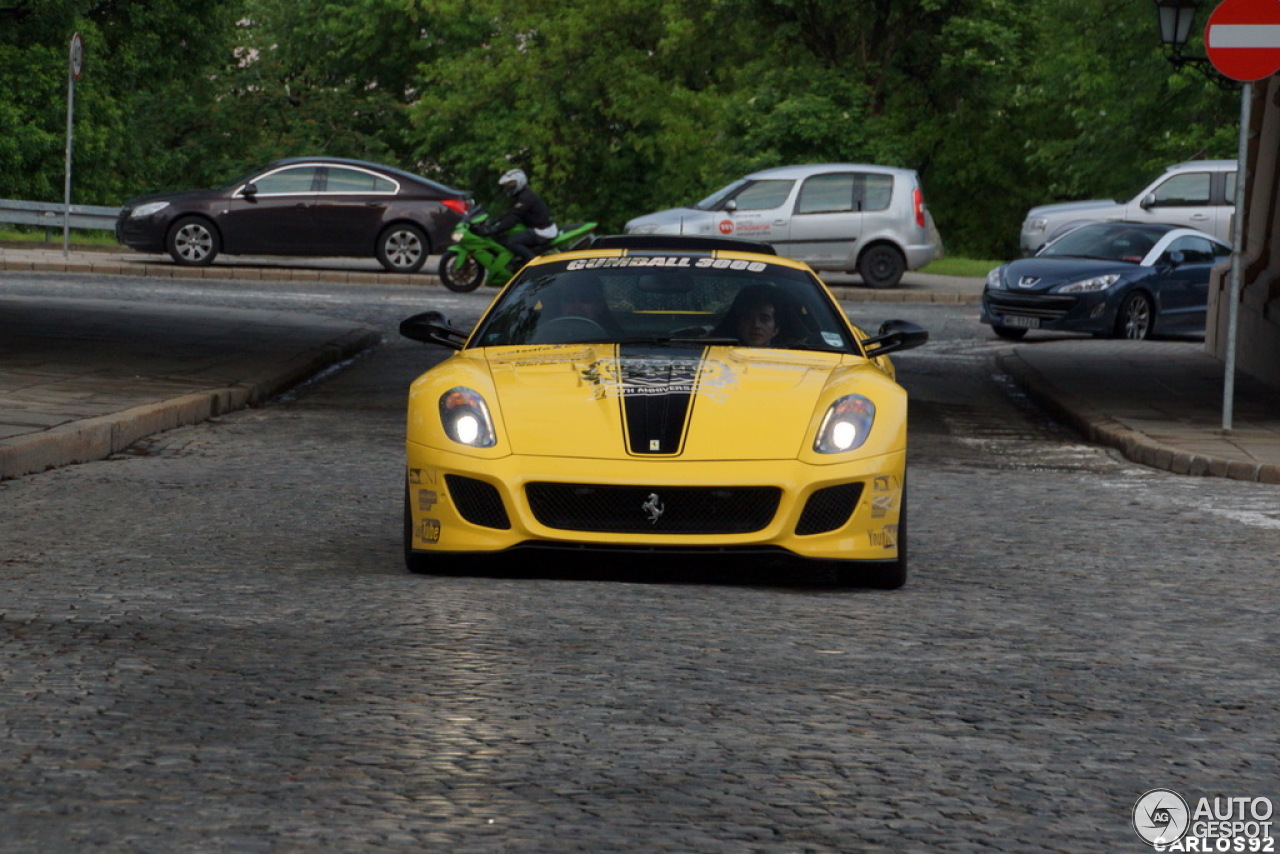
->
left=63, top=45, right=75, bottom=258
left=1223, top=81, right=1251, bottom=432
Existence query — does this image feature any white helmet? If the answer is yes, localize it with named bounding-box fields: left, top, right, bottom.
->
left=499, top=168, right=528, bottom=196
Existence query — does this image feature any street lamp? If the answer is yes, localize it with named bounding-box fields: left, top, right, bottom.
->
left=1152, top=0, right=1237, bottom=88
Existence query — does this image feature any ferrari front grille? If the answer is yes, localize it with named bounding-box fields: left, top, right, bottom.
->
left=795, top=482, right=864, bottom=536
left=526, top=482, right=781, bottom=535
left=445, top=475, right=511, bottom=530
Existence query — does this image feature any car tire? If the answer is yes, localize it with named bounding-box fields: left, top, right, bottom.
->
left=166, top=216, right=220, bottom=267
left=836, top=480, right=908, bottom=590
left=438, top=252, right=487, bottom=292
left=377, top=223, right=429, bottom=273
left=1115, top=291, right=1155, bottom=340
left=857, top=244, right=906, bottom=289
left=992, top=324, right=1029, bottom=341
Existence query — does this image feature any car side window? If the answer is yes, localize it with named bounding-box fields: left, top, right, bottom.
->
left=796, top=174, right=855, bottom=214
left=251, top=167, right=320, bottom=195
left=1149, top=173, right=1211, bottom=207
left=731, top=180, right=794, bottom=211
left=1165, top=236, right=1215, bottom=264
left=324, top=167, right=397, bottom=194
left=1225, top=171, right=1237, bottom=206
left=856, top=174, right=894, bottom=212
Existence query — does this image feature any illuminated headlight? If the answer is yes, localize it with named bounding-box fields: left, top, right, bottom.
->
left=1059, top=274, right=1121, bottom=293
left=130, top=201, right=170, bottom=218
left=451, top=229, right=465, bottom=242
left=814, top=395, right=875, bottom=454
left=439, top=387, right=496, bottom=447
left=985, top=267, right=1004, bottom=290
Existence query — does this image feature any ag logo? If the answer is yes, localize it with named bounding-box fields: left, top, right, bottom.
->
left=718, top=219, right=734, bottom=235
left=1133, top=788, right=1190, bottom=846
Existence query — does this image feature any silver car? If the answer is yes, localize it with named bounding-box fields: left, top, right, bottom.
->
left=1019, top=160, right=1237, bottom=255
left=624, top=164, right=942, bottom=288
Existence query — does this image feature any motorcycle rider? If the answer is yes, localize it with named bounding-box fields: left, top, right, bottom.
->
left=477, top=168, right=559, bottom=268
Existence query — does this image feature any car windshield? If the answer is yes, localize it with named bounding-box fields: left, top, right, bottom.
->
left=1041, top=224, right=1166, bottom=263
left=693, top=179, right=749, bottom=211
left=469, top=255, right=856, bottom=352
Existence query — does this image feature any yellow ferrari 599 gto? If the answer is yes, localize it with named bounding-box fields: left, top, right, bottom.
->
left=400, top=235, right=927, bottom=587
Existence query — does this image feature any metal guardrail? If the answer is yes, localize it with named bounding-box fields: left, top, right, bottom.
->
left=0, top=198, right=120, bottom=233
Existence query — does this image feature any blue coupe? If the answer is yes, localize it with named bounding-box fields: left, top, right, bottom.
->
left=981, top=222, right=1230, bottom=340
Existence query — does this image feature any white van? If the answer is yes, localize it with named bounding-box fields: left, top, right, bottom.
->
left=624, top=163, right=942, bottom=288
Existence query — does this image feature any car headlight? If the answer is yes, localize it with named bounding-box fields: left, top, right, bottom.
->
left=1059, top=273, right=1121, bottom=293
left=1025, top=218, right=1047, bottom=232
left=985, top=267, right=1004, bottom=290
left=439, top=387, right=496, bottom=447
left=814, top=395, right=875, bottom=454
left=627, top=223, right=660, bottom=234
left=130, top=201, right=170, bottom=218
left=451, top=229, right=465, bottom=242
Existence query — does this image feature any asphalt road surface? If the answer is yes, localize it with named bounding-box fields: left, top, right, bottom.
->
left=1, top=274, right=1277, bottom=853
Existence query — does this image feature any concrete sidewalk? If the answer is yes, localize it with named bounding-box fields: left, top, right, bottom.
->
left=0, top=294, right=379, bottom=480
left=2, top=243, right=1278, bottom=484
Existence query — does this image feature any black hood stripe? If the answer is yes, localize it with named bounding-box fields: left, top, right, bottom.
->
left=615, top=343, right=708, bottom=455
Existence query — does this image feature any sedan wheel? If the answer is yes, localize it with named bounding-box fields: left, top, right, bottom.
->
left=166, top=216, right=220, bottom=267
left=1116, top=291, right=1155, bottom=340
left=377, top=224, right=428, bottom=273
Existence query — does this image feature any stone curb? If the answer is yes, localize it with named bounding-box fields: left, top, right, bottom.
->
left=0, top=326, right=381, bottom=481
left=996, top=350, right=1280, bottom=485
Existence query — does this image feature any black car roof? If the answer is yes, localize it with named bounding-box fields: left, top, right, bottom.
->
left=589, top=234, right=778, bottom=255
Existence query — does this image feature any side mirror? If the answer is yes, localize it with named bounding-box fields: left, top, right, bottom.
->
left=399, top=311, right=468, bottom=350
left=1166, top=249, right=1186, bottom=267
left=861, top=319, right=929, bottom=358
left=1140, top=193, right=1157, bottom=210
left=242, top=182, right=258, bottom=199
left=723, top=199, right=738, bottom=213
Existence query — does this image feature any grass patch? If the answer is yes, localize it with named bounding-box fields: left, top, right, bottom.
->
left=920, top=256, right=1002, bottom=277
left=0, top=226, right=117, bottom=246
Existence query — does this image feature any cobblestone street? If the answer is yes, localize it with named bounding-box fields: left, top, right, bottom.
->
left=1, top=283, right=1277, bottom=852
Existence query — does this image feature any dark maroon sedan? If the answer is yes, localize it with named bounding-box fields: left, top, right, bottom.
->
left=115, top=157, right=472, bottom=273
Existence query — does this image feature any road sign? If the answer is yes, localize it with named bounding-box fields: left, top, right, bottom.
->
left=1205, top=0, right=1280, bottom=81
left=69, top=32, right=83, bottom=79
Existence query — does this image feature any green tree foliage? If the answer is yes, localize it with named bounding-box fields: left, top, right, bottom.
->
left=0, top=0, right=243, bottom=203
left=0, top=0, right=1245, bottom=257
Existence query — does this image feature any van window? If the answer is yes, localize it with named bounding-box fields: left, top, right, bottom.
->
left=795, top=172, right=896, bottom=215
left=1149, top=173, right=1211, bottom=207
left=796, top=174, right=855, bottom=214
left=731, top=180, right=794, bottom=211
left=857, top=174, right=895, bottom=212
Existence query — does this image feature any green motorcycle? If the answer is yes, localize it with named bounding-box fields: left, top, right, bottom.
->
left=438, top=208, right=598, bottom=293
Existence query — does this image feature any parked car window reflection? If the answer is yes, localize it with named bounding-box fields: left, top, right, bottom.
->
left=731, top=180, right=794, bottom=211
left=324, top=167, right=397, bottom=194
left=1150, top=173, right=1210, bottom=207
left=250, top=167, right=320, bottom=195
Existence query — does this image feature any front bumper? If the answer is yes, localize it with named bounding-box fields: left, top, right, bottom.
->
left=980, top=289, right=1115, bottom=335
left=405, top=443, right=905, bottom=563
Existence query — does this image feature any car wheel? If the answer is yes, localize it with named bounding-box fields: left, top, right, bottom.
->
left=166, top=216, right=220, bottom=266
left=1115, top=291, right=1155, bottom=340
left=836, top=480, right=908, bottom=590
left=438, top=252, right=487, bottom=292
left=992, top=324, right=1029, bottom=341
left=857, top=244, right=906, bottom=289
left=377, top=224, right=428, bottom=273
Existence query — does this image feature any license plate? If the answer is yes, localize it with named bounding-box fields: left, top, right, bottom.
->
left=1004, top=315, right=1040, bottom=329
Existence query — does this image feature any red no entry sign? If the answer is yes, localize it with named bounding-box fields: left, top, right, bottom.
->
left=1206, top=0, right=1280, bottom=81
